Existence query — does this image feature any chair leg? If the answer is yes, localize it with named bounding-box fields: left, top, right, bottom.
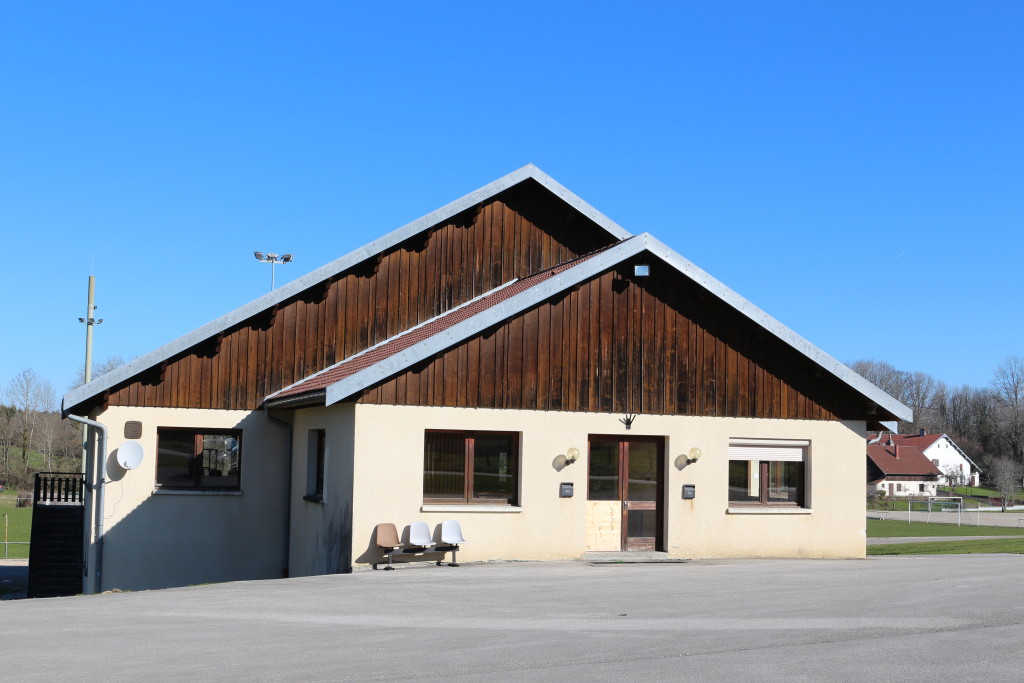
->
left=448, top=547, right=460, bottom=567
left=384, top=553, right=395, bottom=571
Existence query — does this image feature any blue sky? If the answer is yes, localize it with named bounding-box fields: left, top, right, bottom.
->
left=1, top=2, right=1021, bottom=402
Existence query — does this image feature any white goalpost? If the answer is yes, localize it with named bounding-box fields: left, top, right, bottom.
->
left=908, top=496, right=963, bottom=526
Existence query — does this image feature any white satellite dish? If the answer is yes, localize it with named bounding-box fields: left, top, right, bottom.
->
left=117, top=441, right=145, bottom=470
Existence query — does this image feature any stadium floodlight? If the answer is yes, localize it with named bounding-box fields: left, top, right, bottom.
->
left=253, top=251, right=295, bottom=291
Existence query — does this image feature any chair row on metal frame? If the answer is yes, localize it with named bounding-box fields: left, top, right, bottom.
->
left=372, top=520, right=468, bottom=570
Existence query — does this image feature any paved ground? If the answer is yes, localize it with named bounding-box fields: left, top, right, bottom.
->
left=2, top=555, right=1023, bottom=681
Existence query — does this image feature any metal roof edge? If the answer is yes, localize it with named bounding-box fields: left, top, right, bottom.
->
left=324, top=238, right=646, bottom=405
left=639, top=233, right=914, bottom=423
left=61, top=165, right=631, bottom=412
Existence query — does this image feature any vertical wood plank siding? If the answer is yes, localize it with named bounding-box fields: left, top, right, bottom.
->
left=358, top=265, right=864, bottom=420
left=97, top=183, right=614, bottom=412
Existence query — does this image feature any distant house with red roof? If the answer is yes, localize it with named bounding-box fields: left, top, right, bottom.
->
left=867, top=434, right=942, bottom=497
left=867, top=431, right=979, bottom=493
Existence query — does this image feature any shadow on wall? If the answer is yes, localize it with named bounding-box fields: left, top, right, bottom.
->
left=98, top=415, right=291, bottom=592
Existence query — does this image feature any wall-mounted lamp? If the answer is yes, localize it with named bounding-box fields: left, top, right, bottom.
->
left=565, top=447, right=580, bottom=464
left=674, top=447, right=704, bottom=470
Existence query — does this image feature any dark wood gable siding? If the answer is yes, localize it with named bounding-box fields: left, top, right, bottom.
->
left=96, top=181, right=617, bottom=412
left=358, top=262, right=869, bottom=421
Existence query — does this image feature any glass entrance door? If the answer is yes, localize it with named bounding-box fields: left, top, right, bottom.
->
left=588, top=436, right=665, bottom=551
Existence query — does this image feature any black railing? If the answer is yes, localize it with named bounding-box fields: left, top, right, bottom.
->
left=33, top=472, right=86, bottom=505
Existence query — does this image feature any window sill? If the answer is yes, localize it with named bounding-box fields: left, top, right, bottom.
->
left=727, top=507, right=811, bottom=515
left=152, top=489, right=242, bottom=497
left=420, top=504, right=522, bottom=513
left=303, top=494, right=324, bottom=504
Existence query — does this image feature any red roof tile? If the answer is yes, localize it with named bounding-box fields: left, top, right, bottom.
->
left=866, top=443, right=942, bottom=477
left=869, top=433, right=943, bottom=450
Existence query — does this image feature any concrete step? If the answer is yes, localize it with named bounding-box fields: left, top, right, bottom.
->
left=583, top=551, right=687, bottom=564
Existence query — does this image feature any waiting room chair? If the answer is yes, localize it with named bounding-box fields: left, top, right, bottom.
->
left=438, top=519, right=467, bottom=567
left=408, top=521, right=436, bottom=550
left=373, top=523, right=402, bottom=570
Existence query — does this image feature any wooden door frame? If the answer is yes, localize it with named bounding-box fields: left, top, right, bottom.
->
left=588, top=434, right=666, bottom=552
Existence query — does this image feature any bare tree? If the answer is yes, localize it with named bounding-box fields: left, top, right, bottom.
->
left=992, top=356, right=1024, bottom=461
left=849, top=359, right=940, bottom=433
left=6, top=369, right=57, bottom=471
left=0, top=403, right=15, bottom=476
left=941, top=463, right=966, bottom=492
left=69, top=355, right=126, bottom=390
left=987, top=457, right=1022, bottom=512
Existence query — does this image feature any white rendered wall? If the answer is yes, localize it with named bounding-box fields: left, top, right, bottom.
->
left=79, top=406, right=290, bottom=592
left=347, top=404, right=869, bottom=565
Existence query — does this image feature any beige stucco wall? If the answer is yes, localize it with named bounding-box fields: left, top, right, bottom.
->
left=74, top=402, right=867, bottom=590
left=80, top=406, right=290, bottom=592
left=348, top=404, right=868, bottom=566
left=288, top=404, right=355, bottom=577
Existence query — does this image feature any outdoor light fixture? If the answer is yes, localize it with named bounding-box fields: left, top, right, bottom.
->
left=565, top=447, right=580, bottom=464
left=674, top=447, right=704, bottom=470
left=254, top=251, right=295, bottom=291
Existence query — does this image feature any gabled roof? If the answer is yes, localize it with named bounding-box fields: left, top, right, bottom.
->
left=62, top=165, right=631, bottom=414
left=872, top=432, right=981, bottom=471
left=867, top=443, right=942, bottom=477
left=268, top=232, right=913, bottom=422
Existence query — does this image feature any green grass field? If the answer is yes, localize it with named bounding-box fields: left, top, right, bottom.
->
left=868, top=537, right=1024, bottom=555
left=1, top=507, right=32, bottom=559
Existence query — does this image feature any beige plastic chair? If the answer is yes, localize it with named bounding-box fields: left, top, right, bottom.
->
left=373, top=523, right=402, bottom=570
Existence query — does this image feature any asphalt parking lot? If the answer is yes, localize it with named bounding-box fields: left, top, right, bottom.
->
left=2, top=555, right=1023, bottom=681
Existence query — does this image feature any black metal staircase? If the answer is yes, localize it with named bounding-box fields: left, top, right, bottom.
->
left=28, top=473, right=85, bottom=598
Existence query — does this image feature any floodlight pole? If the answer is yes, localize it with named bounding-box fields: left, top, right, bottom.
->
left=81, top=276, right=101, bottom=384
left=254, top=252, right=294, bottom=291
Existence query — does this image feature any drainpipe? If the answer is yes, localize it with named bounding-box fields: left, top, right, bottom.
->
left=66, top=413, right=107, bottom=595
left=264, top=407, right=293, bottom=578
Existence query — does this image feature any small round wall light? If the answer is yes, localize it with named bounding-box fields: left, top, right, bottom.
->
left=687, top=447, right=703, bottom=464
left=565, top=447, right=581, bottom=464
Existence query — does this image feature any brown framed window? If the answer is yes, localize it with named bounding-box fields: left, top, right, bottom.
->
left=423, top=431, right=518, bottom=505
left=727, top=439, right=807, bottom=507
left=156, top=428, right=241, bottom=491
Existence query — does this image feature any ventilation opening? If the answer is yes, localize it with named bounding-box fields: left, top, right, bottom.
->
left=124, top=421, right=143, bottom=440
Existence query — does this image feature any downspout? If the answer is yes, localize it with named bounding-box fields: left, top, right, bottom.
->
left=66, top=413, right=107, bottom=595
left=265, top=407, right=293, bottom=578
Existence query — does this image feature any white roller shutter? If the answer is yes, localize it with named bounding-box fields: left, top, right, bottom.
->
left=729, top=439, right=808, bottom=462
